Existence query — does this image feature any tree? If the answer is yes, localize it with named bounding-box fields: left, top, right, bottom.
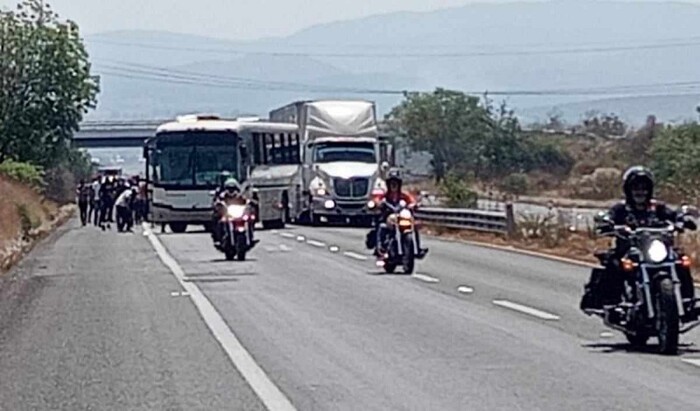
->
left=385, top=89, right=488, bottom=181
left=581, top=111, right=627, bottom=138
left=651, top=123, right=700, bottom=203
left=0, top=0, right=98, bottom=167
left=385, top=88, right=527, bottom=181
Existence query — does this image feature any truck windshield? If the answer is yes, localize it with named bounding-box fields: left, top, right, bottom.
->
left=313, top=142, right=376, bottom=163
left=153, top=132, right=238, bottom=186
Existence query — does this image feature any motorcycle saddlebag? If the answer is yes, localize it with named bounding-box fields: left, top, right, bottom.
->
left=365, top=230, right=377, bottom=250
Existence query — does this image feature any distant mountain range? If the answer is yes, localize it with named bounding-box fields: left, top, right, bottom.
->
left=84, top=0, right=700, bottom=126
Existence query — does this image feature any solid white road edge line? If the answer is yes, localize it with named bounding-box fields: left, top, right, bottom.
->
left=306, top=240, right=326, bottom=248
left=492, top=300, right=560, bottom=321
left=343, top=251, right=368, bottom=261
left=412, top=273, right=440, bottom=283
left=143, top=223, right=296, bottom=411
left=457, top=286, right=474, bottom=294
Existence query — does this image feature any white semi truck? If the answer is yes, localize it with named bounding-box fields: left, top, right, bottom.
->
left=250, top=100, right=393, bottom=226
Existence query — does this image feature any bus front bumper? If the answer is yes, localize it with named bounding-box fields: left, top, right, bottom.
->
left=150, top=204, right=213, bottom=224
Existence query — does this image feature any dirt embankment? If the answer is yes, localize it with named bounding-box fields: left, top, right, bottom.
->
left=0, top=176, right=74, bottom=273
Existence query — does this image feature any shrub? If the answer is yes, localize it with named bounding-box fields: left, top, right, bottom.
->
left=499, top=173, right=529, bottom=195
left=0, top=160, right=44, bottom=188
left=15, top=203, right=39, bottom=239
left=439, top=174, right=478, bottom=208
left=43, top=166, right=76, bottom=204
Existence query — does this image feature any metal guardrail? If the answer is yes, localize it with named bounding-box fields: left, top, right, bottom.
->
left=416, top=204, right=515, bottom=236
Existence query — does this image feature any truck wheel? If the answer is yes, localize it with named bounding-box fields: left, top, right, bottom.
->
left=625, top=332, right=649, bottom=347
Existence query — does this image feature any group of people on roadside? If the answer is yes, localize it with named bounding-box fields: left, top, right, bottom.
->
left=76, top=175, right=147, bottom=232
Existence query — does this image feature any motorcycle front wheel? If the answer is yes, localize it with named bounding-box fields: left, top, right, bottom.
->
left=402, top=233, right=415, bottom=275
left=656, top=278, right=680, bottom=355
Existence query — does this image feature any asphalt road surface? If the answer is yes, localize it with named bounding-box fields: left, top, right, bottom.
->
left=1, top=219, right=700, bottom=410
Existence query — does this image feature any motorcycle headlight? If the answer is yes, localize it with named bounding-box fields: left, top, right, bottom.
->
left=647, top=239, right=669, bottom=263
left=399, top=209, right=413, bottom=220
left=227, top=205, right=246, bottom=219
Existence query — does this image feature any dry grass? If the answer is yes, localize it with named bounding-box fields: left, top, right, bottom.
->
left=0, top=176, right=61, bottom=272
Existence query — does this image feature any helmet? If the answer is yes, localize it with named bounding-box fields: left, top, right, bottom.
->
left=386, top=168, right=403, bottom=185
left=622, top=166, right=654, bottom=203
left=224, top=178, right=241, bottom=193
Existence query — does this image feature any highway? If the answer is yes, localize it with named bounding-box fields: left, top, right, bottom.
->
left=1, top=220, right=700, bottom=410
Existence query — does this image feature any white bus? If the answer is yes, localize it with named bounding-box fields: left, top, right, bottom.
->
left=144, top=115, right=299, bottom=232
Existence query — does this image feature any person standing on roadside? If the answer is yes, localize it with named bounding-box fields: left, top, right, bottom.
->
left=76, top=180, right=91, bottom=226
left=90, top=176, right=102, bottom=226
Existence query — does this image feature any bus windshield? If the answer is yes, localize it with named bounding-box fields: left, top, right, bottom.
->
left=312, top=141, right=376, bottom=164
left=154, top=132, right=238, bottom=186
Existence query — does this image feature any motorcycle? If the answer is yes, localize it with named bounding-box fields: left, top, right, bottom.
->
left=584, top=210, right=699, bottom=354
left=369, top=199, right=426, bottom=274
left=214, top=201, right=256, bottom=261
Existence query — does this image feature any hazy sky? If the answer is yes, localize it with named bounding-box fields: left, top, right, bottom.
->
left=0, top=0, right=514, bottom=40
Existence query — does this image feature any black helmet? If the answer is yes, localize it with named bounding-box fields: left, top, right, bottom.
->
left=622, top=166, right=654, bottom=203
left=386, top=168, right=403, bottom=185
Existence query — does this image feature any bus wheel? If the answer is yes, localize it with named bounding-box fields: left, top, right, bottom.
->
left=262, top=219, right=284, bottom=230
left=169, top=223, right=187, bottom=233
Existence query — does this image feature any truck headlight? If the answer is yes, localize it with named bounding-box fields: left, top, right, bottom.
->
left=310, top=177, right=327, bottom=196
left=324, top=200, right=336, bottom=209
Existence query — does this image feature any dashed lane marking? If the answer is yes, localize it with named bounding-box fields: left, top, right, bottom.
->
left=343, top=251, right=369, bottom=261
left=457, top=286, right=474, bottom=294
left=412, top=273, right=440, bottom=284
left=307, top=240, right=326, bottom=248
left=280, top=232, right=295, bottom=239
left=492, top=300, right=560, bottom=321
left=329, top=246, right=340, bottom=253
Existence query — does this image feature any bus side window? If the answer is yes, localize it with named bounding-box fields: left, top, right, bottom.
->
left=252, top=132, right=262, bottom=165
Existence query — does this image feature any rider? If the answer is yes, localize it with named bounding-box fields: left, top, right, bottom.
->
left=581, top=166, right=697, bottom=317
left=368, top=169, right=427, bottom=257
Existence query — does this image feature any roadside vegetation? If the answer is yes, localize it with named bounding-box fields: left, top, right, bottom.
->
left=0, top=0, right=98, bottom=202
left=1, top=1, right=97, bottom=272
left=387, top=90, right=700, bottom=208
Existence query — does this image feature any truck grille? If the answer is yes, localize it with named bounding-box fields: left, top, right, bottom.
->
left=333, top=177, right=369, bottom=198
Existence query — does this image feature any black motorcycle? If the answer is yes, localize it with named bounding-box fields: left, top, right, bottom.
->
left=214, top=201, right=256, bottom=261
left=584, top=211, right=699, bottom=354
left=371, top=200, right=427, bottom=274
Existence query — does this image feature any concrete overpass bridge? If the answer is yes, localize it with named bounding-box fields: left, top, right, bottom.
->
left=73, top=120, right=165, bottom=148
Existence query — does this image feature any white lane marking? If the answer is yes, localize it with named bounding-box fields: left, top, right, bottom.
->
left=599, top=332, right=614, bottom=339
left=280, top=232, right=295, bottom=239
left=279, top=244, right=291, bottom=252
left=307, top=240, right=326, bottom=248
left=271, top=229, right=279, bottom=234
left=143, top=223, right=296, bottom=411
left=492, top=300, right=560, bottom=321
left=296, top=235, right=305, bottom=242
left=343, top=251, right=368, bottom=261
left=329, top=246, right=340, bottom=253
left=412, top=273, right=440, bottom=284
left=682, top=359, right=700, bottom=368
left=457, top=286, right=474, bottom=294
